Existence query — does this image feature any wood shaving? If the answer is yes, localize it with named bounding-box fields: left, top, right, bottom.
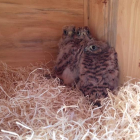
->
left=0, top=63, right=140, bottom=140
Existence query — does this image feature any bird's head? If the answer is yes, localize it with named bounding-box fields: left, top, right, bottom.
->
left=75, top=26, right=92, bottom=41
left=84, top=40, right=109, bottom=54
left=62, top=25, right=75, bottom=39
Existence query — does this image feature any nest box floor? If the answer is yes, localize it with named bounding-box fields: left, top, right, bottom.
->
left=0, top=63, right=140, bottom=140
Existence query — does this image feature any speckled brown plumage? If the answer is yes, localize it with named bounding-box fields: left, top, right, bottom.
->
left=75, top=26, right=95, bottom=42
left=55, top=26, right=83, bottom=86
left=78, top=40, right=119, bottom=106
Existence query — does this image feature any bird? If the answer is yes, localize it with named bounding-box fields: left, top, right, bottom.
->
left=45, top=26, right=76, bottom=80
left=78, top=39, right=119, bottom=106
left=55, top=25, right=76, bottom=68
left=58, top=25, right=76, bottom=49
left=75, top=26, right=95, bottom=42
left=54, top=25, right=82, bottom=86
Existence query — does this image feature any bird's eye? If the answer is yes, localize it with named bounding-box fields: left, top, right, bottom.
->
left=77, top=31, right=81, bottom=36
left=89, top=45, right=98, bottom=51
left=63, top=30, right=67, bottom=35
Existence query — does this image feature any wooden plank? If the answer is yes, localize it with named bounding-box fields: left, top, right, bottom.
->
left=115, top=0, right=140, bottom=84
left=106, top=0, right=119, bottom=48
left=88, top=0, right=107, bottom=41
left=0, top=0, right=83, bottom=11
left=0, top=0, right=84, bottom=67
left=0, top=41, right=58, bottom=67
left=84, top=0, right=89, bottom=26
left=88, top=0, right=118, bottom=45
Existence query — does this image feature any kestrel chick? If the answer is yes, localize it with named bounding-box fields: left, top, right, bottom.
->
left=55, top=26, right=82, bottom=86
left=78, top=40, right=119, bottom=106
left=55, top=40, right=82, bottom=86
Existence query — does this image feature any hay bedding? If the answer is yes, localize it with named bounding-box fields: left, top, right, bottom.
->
left=0, top=63, right=140, bottom=140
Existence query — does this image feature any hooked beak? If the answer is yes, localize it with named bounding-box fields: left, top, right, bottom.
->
left=82, top=32, right=86, bottom=36
left=68, top=31, right=73, bottom=36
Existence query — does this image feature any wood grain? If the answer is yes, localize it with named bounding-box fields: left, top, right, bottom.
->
left=88, top=0, right=107, bottom=41
left=88, top=0, right=118, bottom=46
left=84, top=0, right=89, bottom=26
left=1, top=0, right=140, bottom=84
left=0, top=0, right=84, bottom=67
left=115, top=0, right=140, bottom=84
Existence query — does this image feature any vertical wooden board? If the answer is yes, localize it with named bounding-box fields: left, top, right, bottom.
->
left=0, top=0, right=84, bottom=67
left=87, top=0, right=118, bottom=46
left=106, top=0, right=119, bottom=48
left=84, top=0, right=89, bottom=26
left=116, top=0, right=140, bottom=84
left=88, top=0, right=107, bottom=41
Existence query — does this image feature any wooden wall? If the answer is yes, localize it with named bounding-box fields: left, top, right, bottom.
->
left=115, top=0, right=140, bottom=83
left=87, top=0, right=140, bottom=84
left=0, top=0, right=84, bottom=67
left=0, top=0, right=140, bottom=84
left=86, top=0, right=118, bottom=48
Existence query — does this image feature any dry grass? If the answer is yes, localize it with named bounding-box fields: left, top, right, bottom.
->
left=0, top=63, right=140, bottom=140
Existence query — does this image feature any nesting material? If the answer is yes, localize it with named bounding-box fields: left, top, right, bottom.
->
left=0, top=63, right=140, bottom=140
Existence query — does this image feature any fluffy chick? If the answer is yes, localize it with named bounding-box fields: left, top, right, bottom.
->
left=78, top=40, right=119, bottom=106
